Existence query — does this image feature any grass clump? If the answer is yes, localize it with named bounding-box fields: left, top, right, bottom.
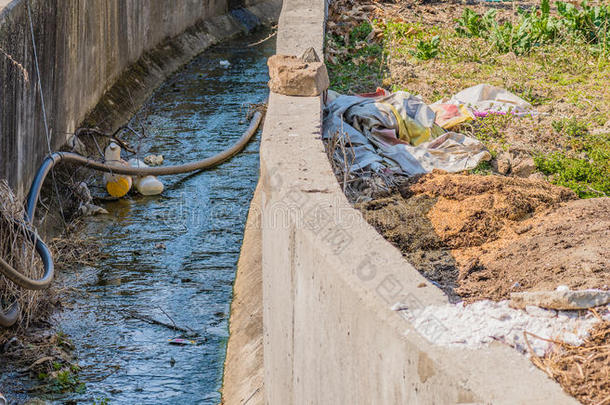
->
left=535, top=132, right=610, bottom=198
left=552, top=117, right=589, bottom=138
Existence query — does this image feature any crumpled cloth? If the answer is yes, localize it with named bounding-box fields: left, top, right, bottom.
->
left=323, top=92, right=491, bottom=176
left=441, top=83, right=533, bottom=114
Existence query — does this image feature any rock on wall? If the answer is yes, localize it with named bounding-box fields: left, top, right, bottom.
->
left=0, top=0, right=273, bottom=196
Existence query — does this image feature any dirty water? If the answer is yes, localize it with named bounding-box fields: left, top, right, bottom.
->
left=38, top=31, right=272, bottom=404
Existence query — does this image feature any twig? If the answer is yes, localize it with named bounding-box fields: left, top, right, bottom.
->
left=157, top=306, right=198, bottom=336
left=127, top=310, right=198, bottom=336
left=73, top=127, right=136, bottom=154
left=19, top=356, right=54, bottom=373
left=247, top=27, right=278, bottom=47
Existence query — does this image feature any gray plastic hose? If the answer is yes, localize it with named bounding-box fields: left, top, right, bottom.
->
left=0, top=108, right=263, bottom=327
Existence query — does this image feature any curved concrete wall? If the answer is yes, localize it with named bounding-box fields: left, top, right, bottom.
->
left=0, top=0, right=278, bottom=195
left=259, top=0, right=577, bottom=403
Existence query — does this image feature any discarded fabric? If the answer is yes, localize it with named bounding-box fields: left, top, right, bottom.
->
left=324, top=91, right=490, bottom=176
left=439, top=83, right=533, bottom=115
left=429, top=103, right=474, bottom=129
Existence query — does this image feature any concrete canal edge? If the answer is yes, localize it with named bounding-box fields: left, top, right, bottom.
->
left=222, top=0, right=580, bottom=403
left=222, top=184, right=264, bottom=405
left=0, top=0, right=281, bottom=196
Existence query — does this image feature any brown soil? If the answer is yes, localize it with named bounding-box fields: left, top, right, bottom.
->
left=357, top=172, right=610, bottom=302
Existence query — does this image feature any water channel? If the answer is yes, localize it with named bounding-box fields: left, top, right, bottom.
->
left=52, top=30, right=273, bottom=404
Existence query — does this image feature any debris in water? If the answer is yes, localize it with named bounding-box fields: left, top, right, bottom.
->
left=128, top=158, right=164, bottom=196
left=144, top=154, right=164, bottom=166
left=77, top=203, right=108, bottom=216
left=103, top=143, right=132, bottom=197
left=219, top=60, right=231, bottom=67
left=168, top=338, right=197, bottom=346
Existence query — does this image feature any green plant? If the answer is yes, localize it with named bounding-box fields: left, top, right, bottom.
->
left=535, top=132, right=610, bottom=198
left=487, top=1, right=558, bottom=55
left=51, top=370, right=85, bottom=393
left=471, top=159, right=494, bottom=175
left=455, top=8, right=496, bottom=37
left=327, top=22, right=386, bottom=93
left=350, top=22, right=373, bottom=43
left=453, top=0, right=610, bottom=55
left=552, top=117, right=589, bottom=137
left=556, top=1, right=610, bottom=52
left=411, top=36, right=440, bottom=60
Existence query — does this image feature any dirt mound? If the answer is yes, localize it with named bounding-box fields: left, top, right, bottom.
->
left=456, top=197, right=610, bottom=302
left=405, top=172, right=576, bottom=248
left=358, top=172, right=608, bottom=302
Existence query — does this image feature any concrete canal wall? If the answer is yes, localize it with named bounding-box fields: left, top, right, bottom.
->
left=255, top=0, right=578, bottom=403
left=0, top=0, right=280, bottom=196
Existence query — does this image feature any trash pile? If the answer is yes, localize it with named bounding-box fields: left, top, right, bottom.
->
left=323, top=83, right=534, bottom=177
left=103, top=142, right=164, bottom=198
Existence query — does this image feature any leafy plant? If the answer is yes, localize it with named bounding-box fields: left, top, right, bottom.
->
left=455, top=8, right=496, bottom=37
left=557, top=0, right=610, bottom=50
left=453, top=0, right=610, bottom=55
left=411, top=36, right=440, bottom=60
left=350, top=22, right=373, bottom=43
left=51, top=370, right=86, bottom=393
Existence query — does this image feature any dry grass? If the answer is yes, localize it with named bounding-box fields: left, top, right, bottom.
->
left=0, top=180, right=47, bottom=332
left=529, top=318, right=610, bottom=405
left=324, top=128, right=398, bottom=203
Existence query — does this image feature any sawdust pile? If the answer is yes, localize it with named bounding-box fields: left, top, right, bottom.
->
left=358, top=172, right=609, bottom=302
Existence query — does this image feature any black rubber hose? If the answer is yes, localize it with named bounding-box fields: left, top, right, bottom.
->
left=0, top=108, right=263, bottom=327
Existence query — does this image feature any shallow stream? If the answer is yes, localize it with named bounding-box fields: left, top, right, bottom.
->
left=51, top=31, right=273, bottom=404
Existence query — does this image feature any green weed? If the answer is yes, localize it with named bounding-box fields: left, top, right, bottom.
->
left=552, top=117, right=589, bottom=137
left=411, top=36, right=440, bottom=60
left=350, top=21, right=373, bottom=43
left=49, top=369, right=86, bottom=394
left=535, top=132, right=610, bottom=197
left=455, top=8, right=496, bottom=37
left=327, top=22, right=386, bottom=93
left=454, top=0, right=610, bottom=55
